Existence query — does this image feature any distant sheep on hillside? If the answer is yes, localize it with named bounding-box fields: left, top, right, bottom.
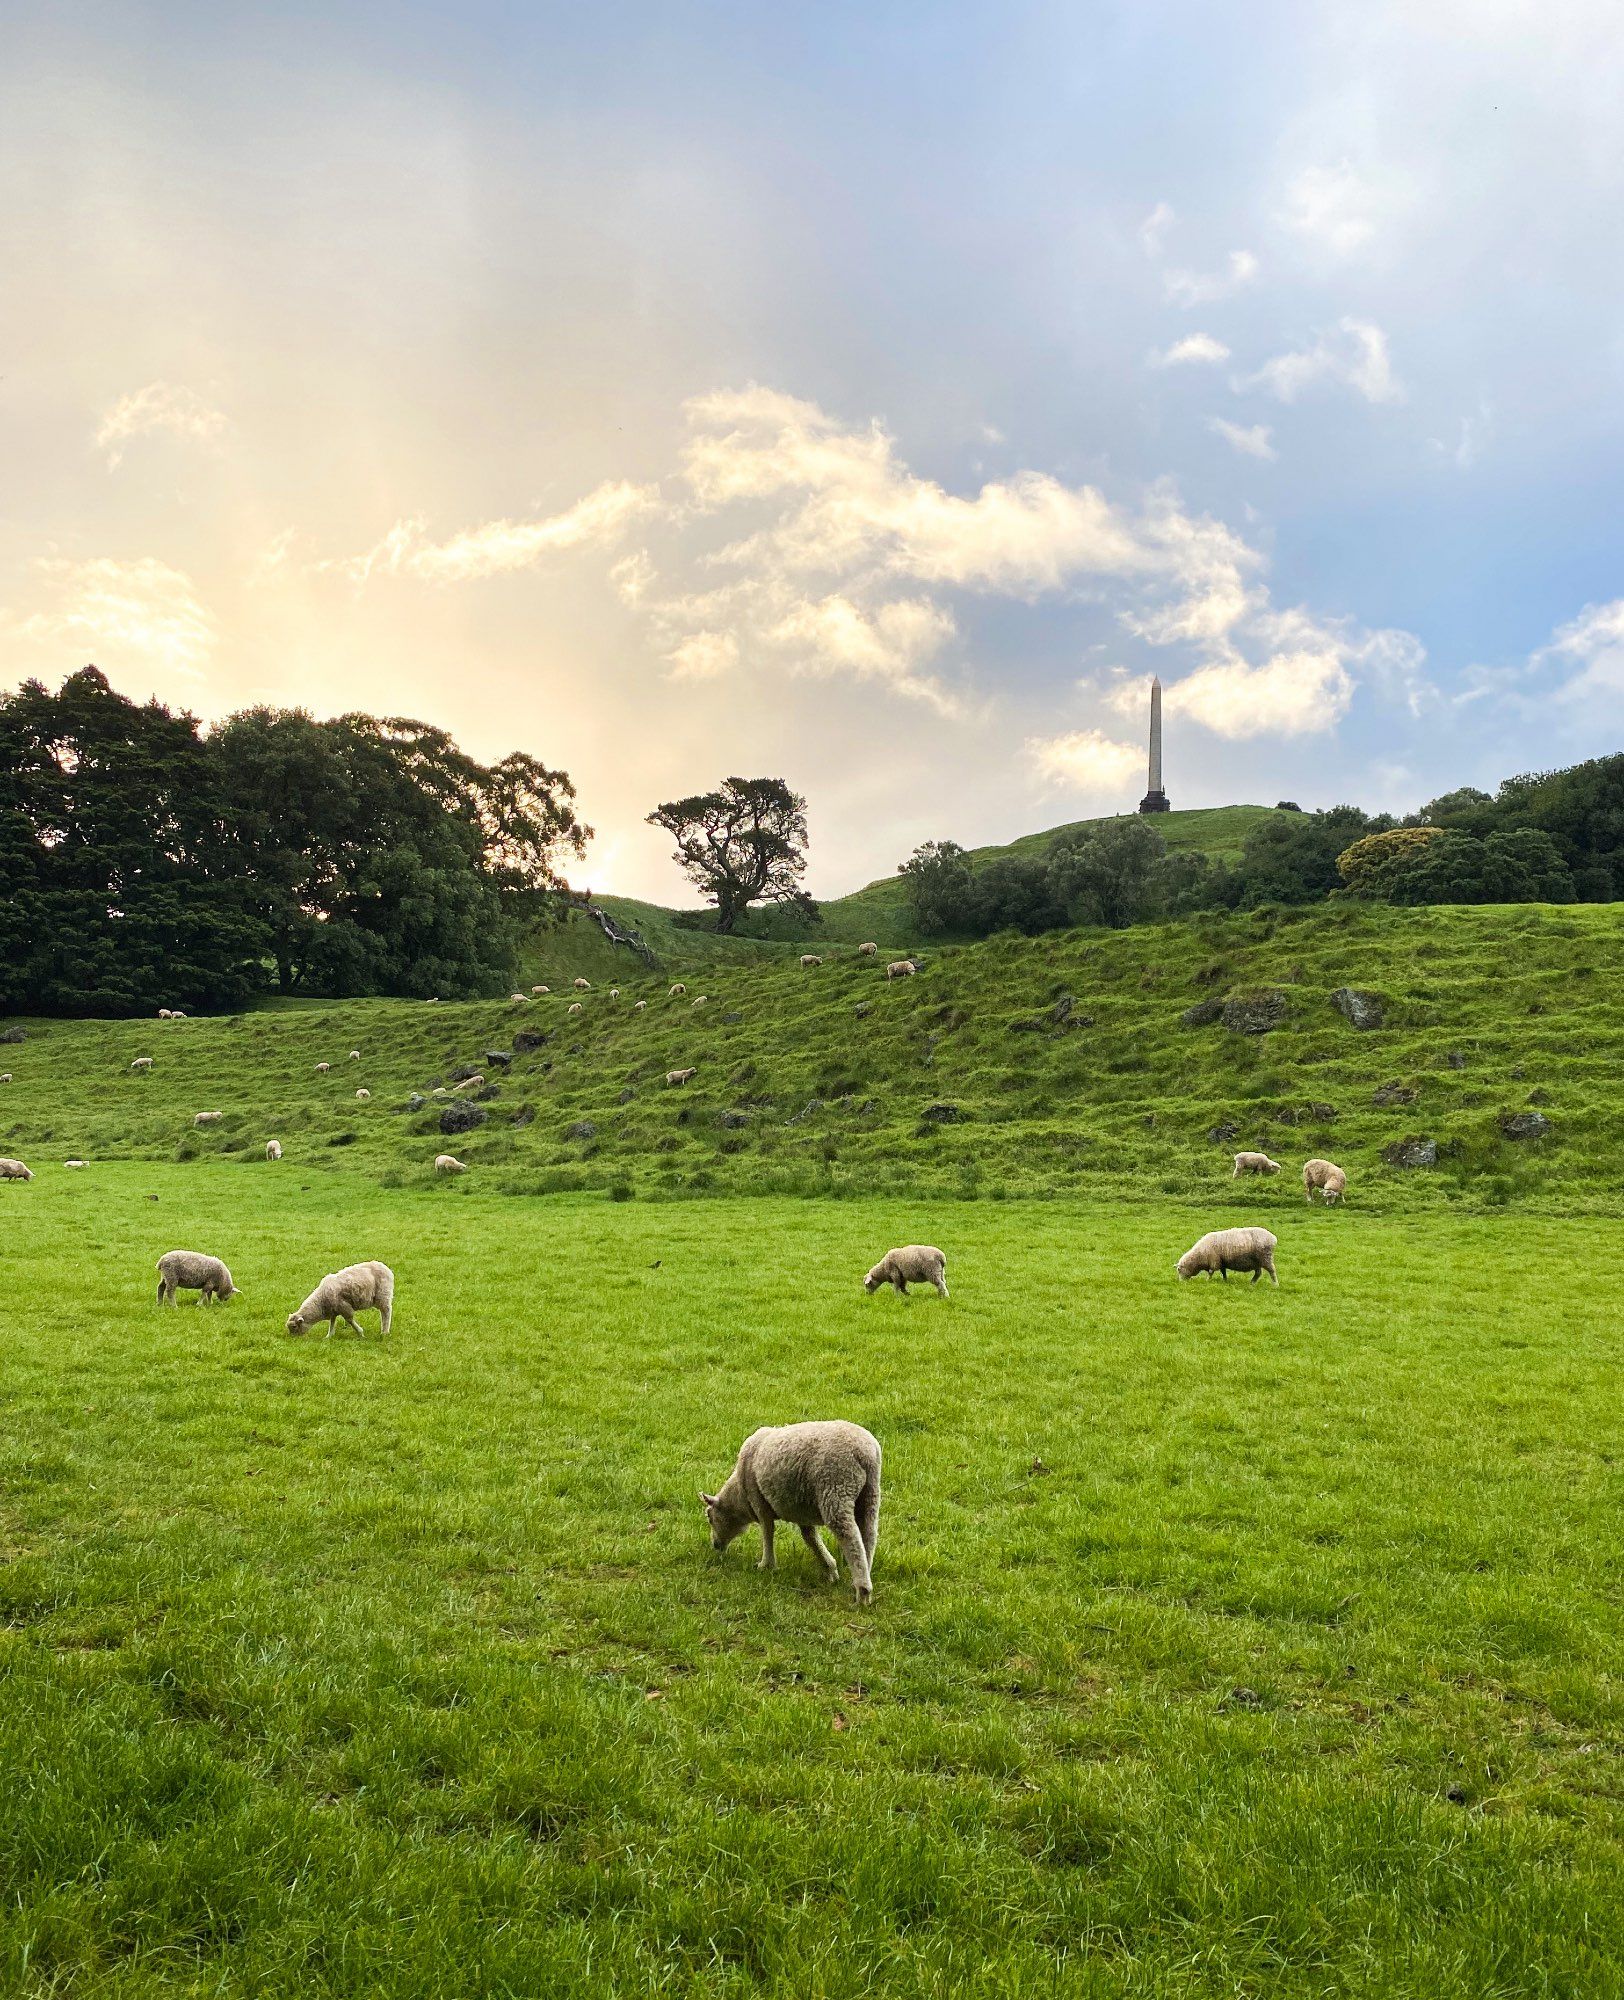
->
left=858, top=942, right=878, bottom=955
left=192, top=1111, right=223, bottom=1127
left=885, top=960, right=916, bottom=979
left=1176, top=1227, right=1279, bottom=1285
left=355, top=1088, right=371, bottom=1101
left=1303, top=1158, right=1348, bottom=1204
left=568, top=1002, right=582, bottom=1015
left=666, top=1067, right=698, bottom=1086
left=532, top=984, right=550, bottom=994
left=129, top=1056, right=154, bottom=1072
left=0, top=1074, right=11, bottom=1085
left=266, top=1140, right=282, bottom=1161
left=692, top=995, right=709, bottom=1006
left=800, top=954, right=823, bottom=968
left=435, top=1154, right=466, bottom=1173
left=157, top=1008, right=173, bottom=1019
left=510, top=993, right=528, bottom=1004
left=669, top=983, right=687, bottom=996
left=315, top=1062, right=331, bottom=1074
left=574, top=978, right=591, bottom=990
left=634, top=999, right=646, bottom=1011
left=0, top=1158, right=33, bottom=1181
left=1232, top=1152, right=1281, bottom=1177
left=349, top=1050, right=361, bottom=1061
left=609, top=987, right=620, bottom=999
left=285, top=1260, right=394, bottom=1339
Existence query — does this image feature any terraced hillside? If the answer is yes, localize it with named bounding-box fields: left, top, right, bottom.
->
left=4, top=901, right=1618, bottom=1212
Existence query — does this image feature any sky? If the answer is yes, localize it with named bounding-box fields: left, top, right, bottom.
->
left=3, top=0, right=1622, bottom=902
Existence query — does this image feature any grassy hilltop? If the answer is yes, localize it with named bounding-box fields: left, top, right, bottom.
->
left=5, top=899, right=1620, bottom=1212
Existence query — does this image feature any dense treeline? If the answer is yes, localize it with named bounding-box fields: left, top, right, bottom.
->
left=899, top=755, right=1624, bottom=938
left=0, top=668, right=588, bottom=1016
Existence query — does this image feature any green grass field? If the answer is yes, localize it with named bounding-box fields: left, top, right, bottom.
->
left=4, top=898, right=1622, bottom=1993
left=3, top=1166, right=1621, bottom=1996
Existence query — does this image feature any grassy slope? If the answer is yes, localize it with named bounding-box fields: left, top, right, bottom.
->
left=595, top=804, right=1290, bottom=959
left=2, top=1169, right=1620, bottom=1996
left=5, top=901, right=1620, bottom=1213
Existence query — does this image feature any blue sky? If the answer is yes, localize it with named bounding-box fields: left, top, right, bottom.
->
left=3, top=1, right=1621, bottom=896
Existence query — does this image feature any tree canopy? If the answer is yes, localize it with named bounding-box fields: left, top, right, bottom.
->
left=648, top=776, right=816, bottom=933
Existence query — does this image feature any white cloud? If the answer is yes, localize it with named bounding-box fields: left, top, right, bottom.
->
left=1277, top=162, right=1388, bottom=258
left=1026, top=727, right=1144, bottom=796
left=664, top=629, right=738, bottom=682
left=1245, top=318, right=1401, bottom=404
left=325, top=479, right=658, bottom=584
left=1153, top=332, right=1231, bottom=368
left=1163, top=250, right=1259, bottom=308
left=1429, top=402, right=1493, bottom=469
left=95, top=383, right=229, bottom=468
left=767, top=594, right=962, bottom=714
left=610, top=549, right=656, bottom=604
left=2, top=556, right=215, bottom=685
left=1207, top=417, right=1277, bottom=460
left=1138, top=201, right=1175, bottom=257
left=1536, top=598, right=1624, bottom=703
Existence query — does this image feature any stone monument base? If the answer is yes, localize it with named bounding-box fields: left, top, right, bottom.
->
left=1137, top=790, right=1171, bottom=814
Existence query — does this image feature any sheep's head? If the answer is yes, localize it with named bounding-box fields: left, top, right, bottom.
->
left=699, top=1489, right=748, bottom=1550
left=1175, top=1250, right=1201, bottom=1280
left=1323, top=1185, right=1343, bottom=1204
left=285, top=1311, right=310, bottom=1337
left=862, top=1263, right=887, bottom=1293
left=1264, top=1160, right=1281, bottom=1174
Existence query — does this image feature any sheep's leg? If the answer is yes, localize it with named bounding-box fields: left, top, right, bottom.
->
left=799, top=1523, right=838, bottom=1581
left=1266, top=1263, right=1279, bottom=1287
left=342, top=1311, right=362, bottom=1336
left=894, top=1280, right=909, bottom=1296
left=324, top=1316, right=337, bottom=1338
left=1219, top=1268, right=1228, bottom=1281
left=830, top=1512, right=872, bottom=1604
left=379, top=1299, right=392, bottom=1336
left=757, top=1517, right=776, bottom=1571
left=855, top=1481, right=880, bottom=1564
left=934, top=1274, right=949, bottom=1299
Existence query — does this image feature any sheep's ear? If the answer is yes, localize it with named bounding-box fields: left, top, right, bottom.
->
left=699, top=1490, right=717, bottom=1509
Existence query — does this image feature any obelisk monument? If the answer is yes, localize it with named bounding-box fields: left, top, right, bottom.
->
left=1137, top=675, right=1170, bottom=814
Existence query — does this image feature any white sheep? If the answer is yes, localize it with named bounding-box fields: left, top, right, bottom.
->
left=349, top=1050, right=361, bottom=1061
left=1232, top=1152, right=1281, bottom=1177
left=1303, top=1158, right=1348, bottom=1205
left=609, top=987, right=620, bottom=999
left=1176, top=1227, right=1279, bottom=1286
left=666, top=1067, right=697, bottom=1086
left=574, top=978, right=591, bottom=991
left=355, top=1088, right=371, bottom=1101
left=157, top=1007, right=173, bottom=1019
left=170, top=1010, right=187, bottom=1019
left=426, top=997, right=439, bottom=1004
left=285, top=1260, right=394, bottom=1338
left=63, top=1159, right=87, bottom=1169
left=192, top=1111, right=223, bottom=1127
left=0, top=1073, right=10, bottom=1084
left=266, top=1140, right=282, bottom=1161
left=857, top=942, right=878, bottom=956
left=315, top=1062, right=331, bottom=1074
left=692, top=995, right=709, bottom=1007
left=434, top=1154, right=466, bottom=1174
left=531, top=984, right=550, bottom=994
left=129, top=1057, right=154, bottom=1072
left=510, top=992, right=529, bottom=1004
left=156, top=1249, right=239, bottom=1305
left=634, top=999, right=646, bottom=1011
left=0, top=1158, right=32, bottom=1181
left=568, top=1002, right=583, bottom=1015
left=701, top=1420, right=882, bottom=1605
left=800, top=954, right=823, bottom=968
left=669, top=983, right=687, bottom=997
left=432, top=1087, right=449, bottom=1098
left=863, top=1244, right=949, bottom=1299
left=454, top=1074, right=485, bottom=1092
left=885, top=960, right=917, bottom=979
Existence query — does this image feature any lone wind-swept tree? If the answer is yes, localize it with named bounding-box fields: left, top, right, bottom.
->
left=647, top=776, right=816, bottom=932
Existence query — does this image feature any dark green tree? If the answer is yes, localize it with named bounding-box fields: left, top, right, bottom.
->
left=648, top=777, right=815, bottom=933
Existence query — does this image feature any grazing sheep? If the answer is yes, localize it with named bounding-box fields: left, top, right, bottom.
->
left=510, top=992, right=528, bottom=1004
left=666, top=1067, right=698, bottom=1086
left=568, top=1002, right=583, bottom=1015
left=857, top=942, right=878, bottom=955
left=0, top=1074, right=10, bottom=1084
left=885, top=960, right=917, bottom=979
left=426, top=997, right=439, bottom=1004
left=1303, top=1158, right=1348, bottom=1205
left=349, top=1050, right=361, bottom=1061
left=609, top=987, right=620, bottom=999
left=574, top=978, right=591, bottom=990
left=285, top=1260, right=394, bottom=1338
left=156, top=1249, right=239, bottom=1306
left=0, top=1158, right=34, bottom=1181
left=157, top=1008, right=173, bottom=1019
left=692, top=995, right=709, bottom=1006
left=432, top=1087, right=449, bottom=1097
left=315, top=1062, right=331, bottom=1074
left=193, top=1111, right=223, bottom=1127
left=64, top=1159, right=86, bottom=1169
left=1232, top=1151, right=1281, bottom=1177
left=701, top=1420, right=882, bottom=1605
left=129, top=1056, right=154, bottom=1072
left=170, top=1010, right=187, bottom=1020
left=266, top=1140, right=282, bottom=1161
left=355, top=1088, right=371, bottom=1101
left=634, top=999, right=646, bottom=1011
left=1176, top=1227, right=1279, bottom=1286
left=454, top=1074, right=485, bottom=1092
left=800, top=954, right=823, bottom=968
left=863, top=1244, right=949, bottom=1299
left=669, top=983, right=687, bottom=996
left=434, top=1154, right=466, bottom=1174
left=531, top=984, right=549, bottom=994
